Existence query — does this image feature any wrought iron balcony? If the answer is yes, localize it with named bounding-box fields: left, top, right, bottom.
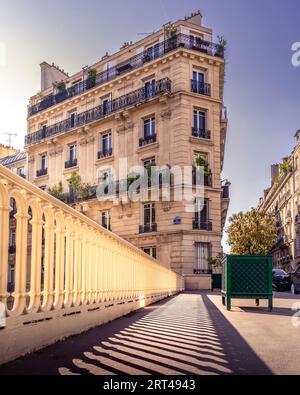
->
left=222, top=184, right=230, bottom=199
left=36, top=168, right=48, bottom=177
left=192, top=128, right=211, bottom=139
left=139, top=134, right=157, bottom=147
left=192, top=171, right=212, bottom=187
left=65, top=159, right=78, bottom=169
left=139, top=223, right=157, bottom=234
left=193, top=220, right=213, bottom=231
left=98, top=148, right=113, bottom=160
left=191, top=80, right=211, bottom=96
left=28, top=34, right=223, bottom=117
left=25, top=78, right=171, bottom=146
left=193, top=269, right=212, bottom=275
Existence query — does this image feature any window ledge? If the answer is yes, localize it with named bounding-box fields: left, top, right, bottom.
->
left=137, top=142, right=159, bottom=153
left=34, top=174, right=49, bottom=181
left=95, top=155, right=115, bottom=165
left=189, top=136, right=213, bottom=146
left=63, top=166, right=79, bottom=175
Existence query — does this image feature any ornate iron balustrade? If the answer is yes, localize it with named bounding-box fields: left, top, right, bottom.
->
left=191, top=80, right=211, bottom=96
left=97, top=148, right=113, bottom=159
left=192, top=171, right=212, bottom=187
left=28, top=34, right=223, bottom=116
left=36, top=168, right=48, bottom=177
left=192, top=220, right=213, bottom=231
left=25, top=78, right=171, bottom=146
left=192, top=128, right=211, bottom=139
left=139, top=223, right=158, bottom=234
left=139, top=134, right=157, bottom=147
left=193, top=269, right=212, bottom=275
left=65, top=159, right=78, bottom=169
left=222, top=184, right=230, bottom=199
left=0, top=164, right=183, bottom=364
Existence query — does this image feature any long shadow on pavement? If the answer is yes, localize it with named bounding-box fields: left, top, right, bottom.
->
left=0, top=292, right=272, bottom=375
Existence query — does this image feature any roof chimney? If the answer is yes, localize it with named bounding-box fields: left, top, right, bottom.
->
left=40, top=62, right=69, bottom=91
left=185, top=10, right=202, bottom=26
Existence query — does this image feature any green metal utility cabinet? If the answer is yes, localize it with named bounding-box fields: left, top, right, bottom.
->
left=221, top=255, right=273, bottom=311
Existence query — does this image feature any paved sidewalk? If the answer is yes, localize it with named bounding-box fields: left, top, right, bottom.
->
left=0, top=292, right=278, bottom=375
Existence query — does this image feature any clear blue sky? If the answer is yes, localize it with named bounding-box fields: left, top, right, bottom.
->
left=1, top=0, right=300, bottom=247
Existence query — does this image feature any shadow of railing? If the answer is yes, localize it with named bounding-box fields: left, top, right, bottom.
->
left=0, top=293, right=272, bottom=375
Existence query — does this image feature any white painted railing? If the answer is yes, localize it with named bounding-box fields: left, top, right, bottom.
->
left=0, top=165, right=183, bottom=363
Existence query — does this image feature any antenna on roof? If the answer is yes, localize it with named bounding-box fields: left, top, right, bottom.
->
left=2, top=132, right=17, bottom=146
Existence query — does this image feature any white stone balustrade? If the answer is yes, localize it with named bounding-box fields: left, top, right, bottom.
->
left=0, top=164, right=183, bottom=364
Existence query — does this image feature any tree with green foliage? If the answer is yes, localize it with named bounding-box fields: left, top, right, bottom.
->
left=227, top=209, right=277, bottom=255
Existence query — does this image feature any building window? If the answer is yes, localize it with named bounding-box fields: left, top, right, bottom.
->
left=37, top=154, right=48, bottom=177
left=192, top=109, right=210, bottom=139
left=98, top=132, right=112, bottom=159
left=193, top=198, right=212, bottom=231
left=40, top=122, right=47, bottom=138
left=143, top=158, right=156, bottom=168
left=144, top=203, right=156, bottom=226
left=143, top=247, right=157, bottom=259
left=191, top=71, right=209, bottom=95
left=189, top=34, right=204, bottom=48
left=101, top=95, right=112, bottom=116
left=195, top=242, right=211, bottom=272
left=144, top=117, right=155, bottom=139
left=68, top=109, right=77, bottom=128
left=41, top=154, right=48, bottom=170
left=144, top=79, right=156, bottom=98
left=17, top=166, right=25, bottom=178
left=100, top=210, right=111, bottom=231
left=193, top=109, right=206, bottom=132
left=146, top=43, right=160, bottom=60
left=140, top=203, right=157, bottom=233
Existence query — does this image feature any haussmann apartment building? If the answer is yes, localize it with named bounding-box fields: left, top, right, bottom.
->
left=23, top=11, right=230, bottom=289
left=258, top=131, right=300, bottom=271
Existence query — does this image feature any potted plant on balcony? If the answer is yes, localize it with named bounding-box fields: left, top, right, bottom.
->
left=166, top=24, right=178, bottom=50
left=216, top=35, right=227, bottom=57
left=67, top=171, right=82, bottom=203
left=48, top=181, right=66, bottom=202
left=194, top=155, right=211, bottom=185
left=279, top=160, right=292, bottom=176
left=86, top=69, right=97, bottom=89
left=142, top=51, right=151, bottom=64
left=56, top=81, right=66, bottom=93
left=80, top=183, right=97, bottom=201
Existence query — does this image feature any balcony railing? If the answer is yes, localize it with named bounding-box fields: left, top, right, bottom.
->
left=36, top=168, right=48, bottom=177
left=28, top=34, right=223, bottom=117
left=191, top=80, right=211, bottom=96
left=222, top=184, right=230, bottom=199
left=192, top=128, right=211, bottom=139
left=65, top=159, right=78, bottom=169
left=193, top=269, right=212, bottom=275
left=98, top=148, right=113, bottom=160
left=139, top=223, right=157, bottom=234
left=25, top=78, right=171, bottom=146
left=192, top=171, right=212, bottom=187
left=0, top=164, right=184, bottom=365
left=139, top=134, right=157, bottom=147
left=193, top=220, right=213, bottom=231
